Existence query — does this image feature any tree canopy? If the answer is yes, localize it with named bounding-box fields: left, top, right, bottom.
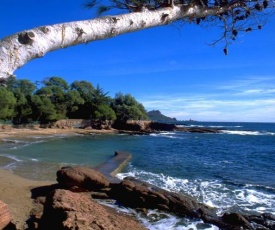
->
left=112, top=92, right=148, bottom=121
left=0, top=77, right=148, bottom=124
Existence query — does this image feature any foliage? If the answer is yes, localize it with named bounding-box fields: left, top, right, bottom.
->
left=30, top=95, right=58, bottom=123
left=1, top=77, right=146, bottom=124
left=0, top=86, right=17, bottom=120
left=112, top=92, right=148, bottom=122
left=6, top=78, right=36, bottom=123
left=94, top=104, right=117, bottom=120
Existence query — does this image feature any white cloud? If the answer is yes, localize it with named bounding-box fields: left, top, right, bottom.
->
left=141, top=93, right=275, bottom=122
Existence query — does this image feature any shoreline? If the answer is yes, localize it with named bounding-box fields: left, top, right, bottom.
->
left=0, top=129, right=133, bottom=229
left=0, top=127, right=117, bottom=139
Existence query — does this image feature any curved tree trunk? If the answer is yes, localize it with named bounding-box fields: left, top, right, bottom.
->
left=0, top=4, right=240, bottom=80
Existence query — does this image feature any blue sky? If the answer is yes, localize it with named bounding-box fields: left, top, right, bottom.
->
left=1, top=0, right=275, bottom=122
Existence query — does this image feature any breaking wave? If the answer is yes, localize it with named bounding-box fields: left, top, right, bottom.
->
left=117, top=165, right=275, bottom=215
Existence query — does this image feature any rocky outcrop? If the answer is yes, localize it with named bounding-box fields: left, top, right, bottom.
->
left=107, top=177, right=275, bottom=230
left=108, top=177, right=218, bottom=220
left=175, top=126, right=220, bottom=133
left=56, top=166, right=110, bottom=191
left=29, top=150, right=275, bottom=230
left=0, top=200, right=12, bottom=229
left=148, top=122, right=176, bottom=131
left=39, top=189, right=147, bottom=230
left=54, top=157, right=275, bottom=230
left=51, top=119, right=91, bottom=129
left=113, top=120, right=220, bottom=134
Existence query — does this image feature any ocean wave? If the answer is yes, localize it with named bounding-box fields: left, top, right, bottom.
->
left=117, top=166, right=275, bottom=215
left=1, top=138, right=28, bottom=144
left=0, top=154, right=23, bottom=162
left=97, top=197, right=218, bottom=230
left=177, top=125, right=204, bottom=128
left=150, top=132, right=178, bottom=139
left=221, top=130, right=275, bottom=136
left=10, top=140, right=46, bottom=150
left=177, top=125, right=243, bottom=128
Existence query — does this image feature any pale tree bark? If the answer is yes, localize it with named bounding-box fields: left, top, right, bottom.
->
left=0, top=3, right=248, bottom=81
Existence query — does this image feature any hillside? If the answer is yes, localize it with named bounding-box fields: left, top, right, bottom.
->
left=147, top=110, right=177, bottom=122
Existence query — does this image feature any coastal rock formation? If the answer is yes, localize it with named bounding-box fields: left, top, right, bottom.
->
left=40, top=189, right=146, bottom=230
left=0, top=200, right=12, bottom=229
left=175, top=126, right=220, bottom=133
left=38, top=152, right=275, bottom=230
left=114, top=120, right=220, bottom=134
left=108, top=177, right=275, bottom=230
left=51, top=119, right=91, bottom=129
left=56, top=166, right=110, bottom=191
left=109, top=176, right=217, bottom=218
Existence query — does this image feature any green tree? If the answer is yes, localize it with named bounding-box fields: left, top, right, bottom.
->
left=65, top=90, right=85, bottom=118
left=6, top=78, right=36, bottom=123
left=70, top=81, right=94, bottom=101
left=38, top=77, right=70, bottom=120
left=112, top=92, right=148, bottom=122
left=70, top=80, right=95, bottom=118
left=90, top=84, right=115, bottom=119
left=44, top=76, right=69, bottom=91
left=6, top=78, right=36, bottom=96
left=0, top=86, right=16, bottom=120
left=94, top=104, right=117, bottom=121
left=30, top=95, right=57, bottom=123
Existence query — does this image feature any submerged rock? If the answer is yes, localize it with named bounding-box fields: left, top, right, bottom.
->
left=40, top=189, right=147, bottom=230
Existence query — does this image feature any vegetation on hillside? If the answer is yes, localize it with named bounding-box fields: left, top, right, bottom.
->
left=0, top=76, right=148, bottom=124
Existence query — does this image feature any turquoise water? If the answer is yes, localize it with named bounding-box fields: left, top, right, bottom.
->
left=1, top=122, right=275, bottom=229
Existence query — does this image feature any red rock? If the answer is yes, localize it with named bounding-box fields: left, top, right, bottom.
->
left=56, top=166, right=110, bottom=191
left=40, top=189, right=147, bottom=230
left=0, top=200, right=12, bottom=229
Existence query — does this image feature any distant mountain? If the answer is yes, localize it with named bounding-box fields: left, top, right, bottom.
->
left=147, top=110, right=177, bottom=122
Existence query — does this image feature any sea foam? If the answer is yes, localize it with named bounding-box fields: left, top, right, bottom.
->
left=117, top=165, right=275, bottom=215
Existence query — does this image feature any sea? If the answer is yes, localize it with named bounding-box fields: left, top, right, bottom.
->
left=0, top=121, right=275, bottom=229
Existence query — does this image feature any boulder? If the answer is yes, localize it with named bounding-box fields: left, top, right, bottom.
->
left=56, top=166, right=110, bottom=191
left=109, top=176, right=217, bottom=219
left=40, top=189, right=147, bottom=230
left=0, top=200, right=12, bottom=229
left=245, top=213, right=275, bottom=229
left=109, top=177, right=275, bottom=230
left=222, top=213, right=251, bottom=229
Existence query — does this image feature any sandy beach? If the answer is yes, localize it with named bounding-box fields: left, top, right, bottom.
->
left=0, top=168, right=55, bottom=229
left=0, top=126, right=117, bottom=139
